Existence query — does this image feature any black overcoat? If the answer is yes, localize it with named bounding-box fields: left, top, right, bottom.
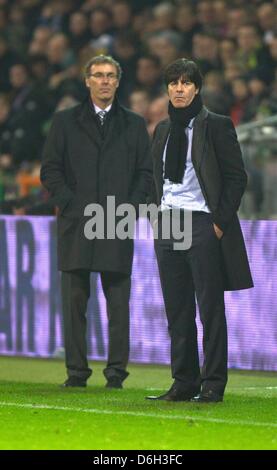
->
left=150, top=107, right=254, bottom=291
left=41, top=98, right=152, bottom=274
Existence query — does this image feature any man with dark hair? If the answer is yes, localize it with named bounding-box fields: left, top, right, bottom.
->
left=41, top=54, right=151, bottom=389
left=7, top=62, right=51, bottom=165
left=136, top=55, right=163, bottom=98
left=147, top=58, right=253, bottom=403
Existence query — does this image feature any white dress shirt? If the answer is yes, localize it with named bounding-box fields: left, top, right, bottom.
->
left=93, top=103, right=112, bottom=115
left=161, top=118, right=210, bottom=213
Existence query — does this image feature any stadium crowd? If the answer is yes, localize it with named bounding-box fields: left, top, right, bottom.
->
left=0, top=0, right=276, bottom=215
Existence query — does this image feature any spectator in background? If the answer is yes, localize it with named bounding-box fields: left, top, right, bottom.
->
left=88, top=6, right=114, bottom=53
left=37, top=0, right=74, bottom=33
left=150, top=2, right=175, bottom=33
left=0, top=94, right=12, bottom=168
left=67, top=10, right=90, bottom=54
left=130, top=5, right=156, bottom=37
left=236, top=24, right=273, bottom=83
left=224, top=61, right=244, bottom=85
left=257, top=2, right=276, bottom=46
left=192, top=32, right=221, bottom=76
left=245, top=75, right=274, bottom=121
left=146, top=30, right=183, bottom=67
left=135, top=55, right=163, bottom=98
left=268, top=33, right=277, bottom=70
left=268, top=69, right=277, bottom=115
left=81, top=0, right=102, bottom=13
left=175, top=3, right=202, bottom=56
left=113, top=30, right=140, bottom=104
left=202, top=70, right=231, bottom=115
left=129, top=88, right=150, bottom=119
left=0, top=92, right=49, bottom=214
left=111, top=0, right=132, bottom=32
left=230, top=76, right=250, bottom=126
left=8, top=62, right=52, bottom=165
left=212, top=0, right=229, bottom=37
left=226, top=6, right=249, bottom=39
left=196, top=0, right=216, bottom=34
left=17, top=0, right=43, bottom=33
left=46, top=33, right=83, bottom=103
left=219, top=38, right=237, bottom=68
left=147, top=93, right=168, bottom=136
left=29, top=54, right=49, bottom=85
left=47, top=32, right=75, bottom=75
left=0, top=6, right=8, bottom=35
left=6, top=3, right=29, bottom=58
left=28, top=25, right=52, bottom=56
left=0, top=34, right=20, bottom=92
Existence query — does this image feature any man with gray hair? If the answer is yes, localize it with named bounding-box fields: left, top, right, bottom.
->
left=41, top=55, right=152, bottom=389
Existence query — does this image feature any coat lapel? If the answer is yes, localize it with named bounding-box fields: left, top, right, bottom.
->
left=75, top=100, right=102, bottom=149
left=101, top=104, right=127, bottom=154
left=153, top=120, right=170, bottom=194
left=75, top=99, right=131, bottom=158
left=191, top=107, right=209, bottom=170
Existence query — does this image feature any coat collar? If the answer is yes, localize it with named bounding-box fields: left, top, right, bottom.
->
left=191, top=106, right=209, bottom=170
left=75, top=98, right=102, bottom=148
left=154, top=106, right=209, bottom=171
left=75, top=96, right=130, bottom=150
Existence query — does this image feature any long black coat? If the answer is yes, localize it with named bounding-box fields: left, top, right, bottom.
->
left=151, top=107, right=254, bottom=291
left=41, top=98, right=152, bottom=274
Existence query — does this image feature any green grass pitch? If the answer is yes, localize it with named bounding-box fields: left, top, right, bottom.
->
left=0, top=356, right=276, bottom=450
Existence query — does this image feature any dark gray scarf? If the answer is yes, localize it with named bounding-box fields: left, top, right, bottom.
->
left=165, top=94, right=203, bottom=183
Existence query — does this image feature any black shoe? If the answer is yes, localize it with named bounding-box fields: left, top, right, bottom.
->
left=146, top=385, right=199, bottom=402
left=191, top=390, right=223, bottom=403
left=61, top=377, right=87, bottom=388
left=105, top=377, right=123, bottom=389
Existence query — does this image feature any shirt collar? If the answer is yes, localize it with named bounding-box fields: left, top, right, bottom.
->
left=93, top=103, right=112, bottom=114
left=187, top=118, right=194, bottom=129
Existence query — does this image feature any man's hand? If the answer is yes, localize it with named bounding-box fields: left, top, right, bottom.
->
left=213, top=223, right=224, bottom=240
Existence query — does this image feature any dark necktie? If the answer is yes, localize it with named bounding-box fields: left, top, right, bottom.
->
left=98, top=110, right=107, bottom=126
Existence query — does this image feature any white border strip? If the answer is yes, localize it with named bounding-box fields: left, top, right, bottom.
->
left=0, top=401, right=276, bottom=429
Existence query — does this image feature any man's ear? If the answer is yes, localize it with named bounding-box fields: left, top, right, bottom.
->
left=85, top=78, right=90, bottom=88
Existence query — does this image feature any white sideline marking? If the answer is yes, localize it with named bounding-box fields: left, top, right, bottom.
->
left=145, top=388, right=164, bottom=391
left=243, top=387, right=277, bottom=390
left=0, top=401, right=276, bottom=429
left=146, top=387, right=277, bottom=391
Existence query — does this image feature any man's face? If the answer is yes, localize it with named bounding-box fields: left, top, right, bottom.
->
left=10, top=64, right=29, bottom=89
left=136, top=58, right=160, bottom=85
left=168, top=76, right=199, bottom=108
left=85, top=63, right=119, bottom=107
left=238, top=27, right=258, bottom=52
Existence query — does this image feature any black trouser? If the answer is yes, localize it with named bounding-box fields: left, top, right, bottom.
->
left=61, top=270, right=131, bottom=382
left=155, top=211, right=227, bottom=396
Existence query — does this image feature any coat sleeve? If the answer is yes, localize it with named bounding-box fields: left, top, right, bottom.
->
left=129, top=117, right=152, bottom=213
left=146, top=123, right=160, bottom=207
left=212, top=116, right=247, bottom=232
left=40, top=113, right=74, bottom=213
